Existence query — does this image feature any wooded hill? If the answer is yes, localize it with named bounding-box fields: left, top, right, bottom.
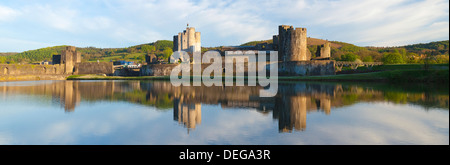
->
left=0, top=39, right=448, bottom=64
left=238, top=38, right=449, bottom=64
left=0, top=40, right=173, bottom=64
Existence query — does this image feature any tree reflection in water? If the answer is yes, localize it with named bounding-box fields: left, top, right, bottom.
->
left=1, top=80, right=448, bottom=133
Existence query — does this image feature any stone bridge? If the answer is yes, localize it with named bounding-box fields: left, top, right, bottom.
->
left=335, top=61, right=383, bottom=71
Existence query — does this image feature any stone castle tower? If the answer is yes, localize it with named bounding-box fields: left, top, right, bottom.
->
left=275, top=25, right=309, bottom=62
left=52, top=46, right=81, bottom=74
left=173, top=26, right=201, bottom=54
left=316, top=42, right=331, bottom=58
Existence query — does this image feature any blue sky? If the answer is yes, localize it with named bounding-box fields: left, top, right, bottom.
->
left=0, top=0, right=448, bottom=52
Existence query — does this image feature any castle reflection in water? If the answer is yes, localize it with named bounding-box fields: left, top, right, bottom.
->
left=1, top=80, right=448, bottom=133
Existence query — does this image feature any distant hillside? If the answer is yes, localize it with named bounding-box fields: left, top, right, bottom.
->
left=240, top=39, right=273, bottom=46
left=1, top=39, right=448, bottom=65
left=402, top=40, right=449, bottom=55
left=1, top=40, right=173, bottom=64
left=307, top=38, right=342, bottom=48
left=237, top=38, right=449, bottom=64
left=0, top=52, right=18, bottom=56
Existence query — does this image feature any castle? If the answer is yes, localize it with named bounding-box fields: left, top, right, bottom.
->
left=273, top=25, right=331, bottom=61
left=52, top=46, right=81, bottom=74
left=274, top=25, right=309, bottom=61
left=141, top=24, right=335, bottom=77
left=173, top=25, right=201, bottom=54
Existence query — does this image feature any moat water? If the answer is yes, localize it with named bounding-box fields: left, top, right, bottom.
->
left=0, top=80, right=448, bottom=145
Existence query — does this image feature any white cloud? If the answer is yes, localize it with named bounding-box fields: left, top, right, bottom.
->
left=0, top=5, right=20, bottom=21
left=0, top=0, right=448, bottom=52
left=20, top=4, right=79, bottom=32
left=299, top=0, right=449, bottom=46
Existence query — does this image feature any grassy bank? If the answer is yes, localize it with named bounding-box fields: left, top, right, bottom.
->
left=67, top=69, right=448, bottom=83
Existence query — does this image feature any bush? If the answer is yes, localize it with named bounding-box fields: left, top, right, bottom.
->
left=382, top=52, right=404, bottom=64
left=340, top=53, right=359, bottom=61
left=362, top=56, right=374, bottom=62
left=141, top=45, right=156, bottom=53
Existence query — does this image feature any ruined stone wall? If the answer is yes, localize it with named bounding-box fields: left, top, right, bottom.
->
left=140, top=64, right=179, bottom=76
left=141, top=58, right=335, bottom=77
left=0, top=64, right=67, bottom=81
left=140, top=62, right=250, bottom=77
left=0, top=64, right=65, bottom=76
left=145, top=54, right=158, bottom=64
left=278, top=25, right=291, bottom=61
left=113, top=68, right=140, bottom=76
left=62, top=50, right=73, bottom=74
left=61, top=46, right=81, bottom=74
left=173, top=35, right=179, bottom=51
left=74, top=62, right=114, bottom=75
left=316, top=42, right=331, bottom=58
left=272, top=35, right=279, bottom=51
left=279, top=60, right=335, bottom=76
left=74, top=52, right=81, bottom=63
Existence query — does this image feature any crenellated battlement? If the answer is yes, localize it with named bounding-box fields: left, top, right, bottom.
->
left=275, top=25, right=309, bottom=62
left=173, top=26, right=201, bottom=54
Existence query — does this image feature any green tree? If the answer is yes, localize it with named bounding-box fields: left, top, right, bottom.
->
left=0, top=56, right=6, bottom=64
left=405, top=52, right=419, bottom=63
left=340, top=53, right=359, bottom=61
left=436, top=55, right=449, bottom=64
left=136, top=54, right=146, bottom=64
left=154, top=40, right=173, bottom=51
left=141, top=45, right=156, bottom=53
left=127, top=47, right=137, bottom=53
left=162, top=47, right=173, bottom=60
left=362, top=56, right=374, bottom=62
left=382, top=52, right=404, bottom=64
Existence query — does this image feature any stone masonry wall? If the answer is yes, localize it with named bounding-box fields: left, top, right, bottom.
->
left=74, top=62, right=114, bottom=75
left=174, top=27, right=201, bottom=53
left=278, top=25, right=309, bottom=62
left=279, top=60, right=335, bottom=76
left=316, top=42, right=331, bottom=58
left=0, top=64, right=65, bottom=76
left=140, top=64, right=179, bottom=76
left=0, top=64, right=67, bottom=81
left=141, top=59, right=335, bottom=77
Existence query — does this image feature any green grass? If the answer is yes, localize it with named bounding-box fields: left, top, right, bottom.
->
left=66, top=75, right=84, bottom=79
left=87, top=53, right=146, bottom=62
left=350, top=64, right=449, bottom=72
left=124, top=53, right=145, bottom=59
left=68, top=69, right=448, bottom=83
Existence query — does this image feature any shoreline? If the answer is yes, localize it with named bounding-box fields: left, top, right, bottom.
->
left=65, top=69, right=448, bottom=83
left=2, top=69, right=447, bottom=83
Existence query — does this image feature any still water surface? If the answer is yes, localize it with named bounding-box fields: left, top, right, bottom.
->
left=0, top=80, right=448, bottom=145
